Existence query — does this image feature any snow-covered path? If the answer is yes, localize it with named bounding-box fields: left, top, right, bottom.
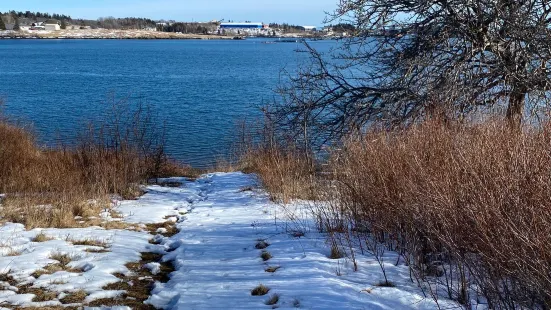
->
left=131, top=173, right=457, bottom=310
left=0, top=172, right=458, bottom=309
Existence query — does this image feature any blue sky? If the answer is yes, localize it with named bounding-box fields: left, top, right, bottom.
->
left=0, top=0, right=337, bottom=26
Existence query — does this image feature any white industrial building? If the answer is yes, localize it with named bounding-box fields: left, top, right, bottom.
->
left=44, top=20, right=61, bottom=31
left=218, top=22, right=268, bottom=35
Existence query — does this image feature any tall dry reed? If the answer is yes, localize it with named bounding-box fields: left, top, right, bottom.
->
left=0, top=98, right=188, bottom=228
left=324, top=120, right=551, bottom=308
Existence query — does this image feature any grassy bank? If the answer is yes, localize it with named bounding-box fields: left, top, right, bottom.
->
left=0, top=100, right=196, bottom=229
left=244, top=120, right=551, bottom=308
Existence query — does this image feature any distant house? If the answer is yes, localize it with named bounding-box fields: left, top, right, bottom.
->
left=30, top=22, right=45, bottom=30
left=43, top=19, right=61, bottom=31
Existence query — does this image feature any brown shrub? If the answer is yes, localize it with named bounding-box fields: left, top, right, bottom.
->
left=240, top=145, right=318, bottom=203
left=326, top=120, right=551, bottom=308
left=0, top=98, right=191, bottom=228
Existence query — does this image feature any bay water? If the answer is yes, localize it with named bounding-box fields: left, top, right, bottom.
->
left=0, top=38, right=332, bottom=167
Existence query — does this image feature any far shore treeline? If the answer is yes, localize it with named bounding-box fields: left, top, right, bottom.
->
left=0, top=10, right=355, bottom=34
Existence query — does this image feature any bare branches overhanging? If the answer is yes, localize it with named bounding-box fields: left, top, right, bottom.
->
left=275, top=0, right=551, bottom=142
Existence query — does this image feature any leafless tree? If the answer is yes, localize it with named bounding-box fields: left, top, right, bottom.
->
left=274, top=0, right=551, bottom=142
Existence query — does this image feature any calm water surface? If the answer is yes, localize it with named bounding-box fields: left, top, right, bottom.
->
left=0, top=39, right=332, bottom=167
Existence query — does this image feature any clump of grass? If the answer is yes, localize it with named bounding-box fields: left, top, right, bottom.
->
left=375, top=281, right=395, bottom=287
left=20, top=288, right=58, bottom=302
left=103, top=280, right=132, bottom=291
left=6, top=248, right=21, bottom=257
left=145, top=221, right=179, bottom=237
left=251, top=284, right=270, bottom=296
left=96, top=250, right=174, bottom=309
left=329, top=244, right=344, bottom=259
left=260, top=251, right=273, bottom=261
left=49, top=252, right=72, bottom=266
left=84, top=247, right=110, bottom=253
left=69, top=238, right=109, bottom=247
left=255, top=240, right=270, bottom=249
left=33, top=232, right=54, bottom=243
left=289, top=230, right=305, bottom=238
left=100, top=220, right=129, bottom=230
left=60, top=289, right=88, bottom=304
left=265, top=266, right=281, bottom=273
left=0, top=271, right=17, bottom=286
left=31, top=263, right=66, bottom=278
left=265, top=293, right=280, bottom=305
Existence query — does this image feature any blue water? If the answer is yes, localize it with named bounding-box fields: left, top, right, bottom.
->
left=0, top=39, right=332, bottom=167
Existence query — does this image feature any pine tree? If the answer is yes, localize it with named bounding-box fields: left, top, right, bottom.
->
left=13, top=18, right=20, bottom=31
left=61, top=19, right=67, bottom=29
left=0, top=16, right=5, bottom=31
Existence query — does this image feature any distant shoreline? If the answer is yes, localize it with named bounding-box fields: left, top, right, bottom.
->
left=0, top=29, right=324, bottom=41
left=0, top=32, right=234, bottom=40
left=0, top=36, right=234, bottom=40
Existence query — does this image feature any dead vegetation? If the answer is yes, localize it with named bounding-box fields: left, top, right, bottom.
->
left=240, top=146, right=318, bottom=203
left=59, top=290, right=88, bottom=304
left=26, top=288, right=58, bottom=302
left=0, top=98, right=189, bottom=229
left=251, top=284, right=271, bottom=296
left=244, top=118, right=551, bottom=308
left=31, top=263, right=64, bottom=278
left=321, top=120, right=551, bottom=307
left=69, top=238, right=109, bottom=248
left=260, top=251, right=273, bottom=261
left=33, top=232, right=54, bottom=242
left=49, top=252, right=73, bottom=267
left=95, top=251, right=174, bottom=309
left=265, top=266, right=281, bottom=273
left=21, top=249, right=173, bottom=308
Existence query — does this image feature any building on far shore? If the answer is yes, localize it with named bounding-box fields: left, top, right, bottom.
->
left=219, top=22, right=264, bottom=29
left=43, top=19, right=61, bottom=31
left=218, top=22, right=268, bottom=35
left=302, top=26, right=317, bottom=31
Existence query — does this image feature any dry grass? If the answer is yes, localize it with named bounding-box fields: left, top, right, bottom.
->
left=145, top=221, right=179, bottom=237
left=154, top=160, right=204, bottom=180
left=18, top=287, right=58, bottom=302
left=251, top=284, right=271, bottom=296
left=69, top=238, right=109, bottom=248
left=33, top=232, right=54, bottom=243
left=60, top=290, right=88, bottom=304
left=84, top=248, right=111, bottom=254
left=50, top=252, right=77, bottom=268
left=260, top=251, right=273, bottom=261
left=0, top=99, right=190, bottom=229
left=5, top=248, right=21, bottom=257
left=322, top=120, right=551, bottom=308
left=375, top=281, right=395, bottom=288
left=0, top=272, right=17, bottom=286
left=265, top=266, right=281, bottom=273
left=240, top=145, right=318, bottom=203
left=328, top=243, right=344, bottom=260
left=97, top=251, right=174, bottom=309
